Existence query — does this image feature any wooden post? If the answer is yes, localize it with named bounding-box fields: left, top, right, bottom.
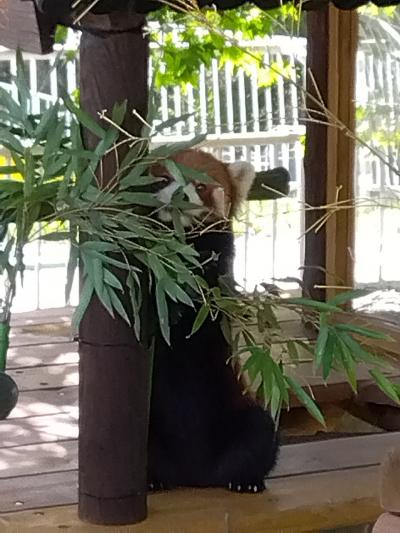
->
left=303, top=7, right=330, bottom=301
left=303, top=7, right=358, bottom=300
left=325, top=9, right=358, bottom=300
left=78, top=11, right=150, bottom=525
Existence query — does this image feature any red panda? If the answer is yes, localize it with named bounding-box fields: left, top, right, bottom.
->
left=148, top=149, right=279, bottom=493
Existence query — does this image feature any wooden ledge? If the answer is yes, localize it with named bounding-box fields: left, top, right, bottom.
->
left=0, top=466, right=380, bottom=532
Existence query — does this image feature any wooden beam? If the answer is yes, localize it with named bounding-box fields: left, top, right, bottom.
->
left=303, top=7, right=358, bottom=300
left=0, top=0, right=54, bottom=54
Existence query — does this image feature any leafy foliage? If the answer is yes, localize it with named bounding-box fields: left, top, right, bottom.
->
left=149, top=5, right=303, bottom=89
left=0, top=52, right=399, bottom=426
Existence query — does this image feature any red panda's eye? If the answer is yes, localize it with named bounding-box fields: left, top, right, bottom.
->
left=195, top=183, right=206, bottom=193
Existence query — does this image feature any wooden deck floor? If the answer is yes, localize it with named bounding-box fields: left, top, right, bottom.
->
left=0, top=308, right=399, bottom=531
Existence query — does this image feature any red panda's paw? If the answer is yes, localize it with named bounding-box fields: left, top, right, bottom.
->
left=227, top=480, right=266, bottom=493
left=148, top=481, right=173, bottom=492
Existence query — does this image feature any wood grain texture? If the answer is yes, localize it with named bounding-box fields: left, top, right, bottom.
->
left=0, top=466, right=382, bottom=530
left=303, top=8, right=330, bottom=301
left=78, top=13, right=150, bottom=524
left=7, top=342, right=78, bottom=370
left=8, top=387, right=78, bottom=419
left=6, top=363, right=78, bottom=392
left=0, top=412, right=77, bottom=448
left=0, top=0, right=54, bottom=54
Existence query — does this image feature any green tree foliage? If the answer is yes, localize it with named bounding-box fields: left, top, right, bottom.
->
left=148, top=4, right=303, bottom=89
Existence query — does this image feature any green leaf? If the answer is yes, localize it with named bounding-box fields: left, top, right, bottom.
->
left=321, top=331, right=335, bottom=380
left=315, top=318, right=329, bottom=369
left=65, top=229, right=78, bottom=305
left=154, top=113, right=194, bottom=133
left=63, top=92, right=106, bottom=139
left=175, top=162, right=215, bottom=184
left=149, top=134, right=206, bottom=160
left=369, top=369, right=400, bottom=405
left=328, top=289, right=369, bottom=307
left=156, top=281, right=170, bottom=345
left=336, top=334, right=357, bottom=393
left=0, top=128, right=25, bottom=154
left=284, top=297, right=343, bottom=313
left=163, top=277, right=193, bottom=307
left=72, top=277, right=94, bottom=330
left=111, top=100, right=127, bottom=127
left=190, top=303, right=209, bottom=335
left=34, top=102, right=60, bottom=142
left=0, top=86, right=24, bottom=124
left=104, top=269, right=123, bottom=291
left=14, top=49, right=31, bottom=125
left=164, top=159, right=186, bottom=185
left=108, top=287, right=130, bottom=325
left=285, top=375, right=326, bottom=427
left=335, top=322, right=391, bottom=340
left=339, top=331, right=391, bottom=369
left=40, top=231, right=71, bottom=241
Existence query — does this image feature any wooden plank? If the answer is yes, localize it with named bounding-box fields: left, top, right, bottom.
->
left=275, top=432, right=400, bottom=478
left=9, top=333, right=72, bottom=347
left=8, top=387, right=78, bottom=419
left=0, top=440, right=77, bottom=478
left=7, top=363, right=78, bottom=392
left=11, top=307, right=74, bottom=328
left=1, top=426, right=397, bottom=482
left=7, top=343, right=78, bottom=370
left=9, top=324, right=73, bottom=347
left=0, top=413, right=78, bottom=448
left=0, top=466, right=381, bottom=529
left=0, top=470, right=78, bottom=514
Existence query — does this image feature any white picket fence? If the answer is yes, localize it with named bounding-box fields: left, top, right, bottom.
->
left=1, top=29, right=400, bottom=312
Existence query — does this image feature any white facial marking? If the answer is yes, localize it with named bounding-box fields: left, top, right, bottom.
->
left=156, top=180, right=180, bottom=203
left=154, top=178, right=207, bottom=227
left=211, top=186, right=225, bottom=218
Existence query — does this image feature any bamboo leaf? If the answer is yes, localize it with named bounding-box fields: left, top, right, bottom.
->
left=369, top=369, right=400, bottom=405
left=104, top=269, right=123, bottom=291
left=154, top=113, right=193, bottom=132
left=190, top=303, right=209, bottom=336
left=72, top=277, right=94, bottom=330
left=321, top=331, right=335, bottom=381
left=335, top=322, right=391, bottom=341
left=108, top=287, right=130, bottom=325
left=285, top=375, right=326, bottom=427
left=156, top=281, right=170, bottom=345
left=328, top=289, right=369, bottom=307
left=62, top=93, right=106, bottom=139
left=284, top=297, right=343, bottom=313
left=164, top=159, right=186, bottom=185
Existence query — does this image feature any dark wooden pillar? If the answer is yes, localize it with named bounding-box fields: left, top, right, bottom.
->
left=303, top=7, right=358, bottom=300
left=303, top=7, right=330, bottom=301
left=78, top=12, right=150, bottom=525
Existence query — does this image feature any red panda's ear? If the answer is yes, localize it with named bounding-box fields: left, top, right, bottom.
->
left=228, top=162, right=256, bottom=215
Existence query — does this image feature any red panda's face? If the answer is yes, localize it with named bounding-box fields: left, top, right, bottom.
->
left=151, top=149, right=255, bottom=227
